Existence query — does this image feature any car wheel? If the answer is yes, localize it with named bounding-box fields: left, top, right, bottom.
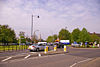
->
left=36, top=48, right=39, bottom=52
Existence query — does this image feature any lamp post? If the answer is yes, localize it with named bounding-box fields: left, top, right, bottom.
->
left=31, top=15, right=39, bottom=44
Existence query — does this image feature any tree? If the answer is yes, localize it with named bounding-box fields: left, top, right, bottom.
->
left=26, top=37, right=31, bottom=42
left=71, top=28, right=81, bottom=43
left=19, top=31, right=26, bottom=43
left=90, top=34, right=100, bottom=43
left=53, top=34, right=58, bottom=41
left=58, top=29, right=70, bottom=40
left=79, top=28, right=91, bottom=43
left=46, top=36, right=53, bottom=43
left=0, top=25, right=16, bottom=43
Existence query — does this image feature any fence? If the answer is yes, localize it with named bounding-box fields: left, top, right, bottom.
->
left=0, top=43, right=30, bottom=52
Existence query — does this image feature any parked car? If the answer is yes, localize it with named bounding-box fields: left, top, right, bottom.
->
left=28, top=44, right=49, bottom=52
left=71, top=43, right=80, bottom=47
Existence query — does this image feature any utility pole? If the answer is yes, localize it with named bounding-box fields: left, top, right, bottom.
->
left=31, top=15, right=39, bottom=44
left=39, top=34, right=41, bottom=42
left=31, top=15, right=33, bottom=43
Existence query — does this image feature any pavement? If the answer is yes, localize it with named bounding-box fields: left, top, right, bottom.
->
left=0, top=47, right=100, bottom=67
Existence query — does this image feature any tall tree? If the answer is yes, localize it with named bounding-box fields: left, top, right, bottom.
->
left=0, top=25, right=16, bottom=43
left=79, top=28, right=91, bottom=43
left=71, top=28, right=81, bottom=43
left=46, top=36, right=53, bottom=43
left=58, top=29, right=70, bottom=40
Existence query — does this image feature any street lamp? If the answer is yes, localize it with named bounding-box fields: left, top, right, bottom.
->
left=31, top=15, right=39, bottom=44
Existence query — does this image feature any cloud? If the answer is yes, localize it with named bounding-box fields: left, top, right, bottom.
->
left=0, top=0, right=100, bottom=39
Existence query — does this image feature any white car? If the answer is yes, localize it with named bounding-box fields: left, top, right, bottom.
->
left=28, top=44, right=49, bottom=52
left=71, top=43, right=80, bottom=47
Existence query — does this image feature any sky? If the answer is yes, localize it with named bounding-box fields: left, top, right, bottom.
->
left=0, top=0, right=100, bottom=40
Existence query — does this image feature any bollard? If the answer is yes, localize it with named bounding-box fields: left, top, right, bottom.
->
left=64, top=45, right=69, bottom=53
left=97, top=44, right=99, bottom=48
left=64, top=45, right=67, bottom=52
left=54, top=45, right=57, bottom=51
left=44, top=46, right=48, bottom=54
left=46, top=46, right=48, bottom=53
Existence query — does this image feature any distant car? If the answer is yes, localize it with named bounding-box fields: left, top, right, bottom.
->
left=71, top=43, right=80, bottom=47
left=54, top=42, right=64, bottom=48
left=28, top=44, right=49, bottom=52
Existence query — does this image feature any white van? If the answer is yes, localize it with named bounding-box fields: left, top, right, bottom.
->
left=38, top=42, right=47, bottom=45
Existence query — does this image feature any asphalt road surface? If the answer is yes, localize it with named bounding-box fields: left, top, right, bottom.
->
left=0, top=47, right=100, bottom=67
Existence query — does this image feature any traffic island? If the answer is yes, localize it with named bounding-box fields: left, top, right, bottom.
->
left=38, top=50, right=69, bottom=57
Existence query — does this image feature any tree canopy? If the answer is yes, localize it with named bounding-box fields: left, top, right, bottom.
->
left=79, top=28, right=91, bottom=43
left=58, top=29, right=70, bottom=40
left=0, top=25, right=16, bottom=43
left=71, top=28, right=80, bottom=42
left=90, top=33, right=100, bottom=43
left=46, top=27, right=100, bottom=44
left=46, top=36, right=53, bottom=43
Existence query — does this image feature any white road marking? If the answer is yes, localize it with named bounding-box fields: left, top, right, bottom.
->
left=2, top=57, right=12, bottom=62
left=24, top=55, right=30, bottom=59
left=77, top=58, right=92, bottom=63
left=70, top=63, right=77, bottom=67
left=70, top=58, right=93, bottom=67
left=1, top=54, right=65, bottom=63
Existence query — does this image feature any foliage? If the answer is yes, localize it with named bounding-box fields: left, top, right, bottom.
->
left=53, top=34, right=58, bottom=40
left=71, top=28, right=81, bottom=43
left=90, top=34, right=100, bottom=43
left=79, top=28, right=91, bottom=43
left=58, top=29, right=70, bottom=40
left=18, top=31, right=26, bottom=43
left=0, top=25, right=17, bottom=43
left=26, top=37, right=31, bottom=42
left=46, top=27, right=100, bottom=45
left=46, top=36, right=53, bottom=43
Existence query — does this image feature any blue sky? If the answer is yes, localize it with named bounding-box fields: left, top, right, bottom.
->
left=0, top=0, right=100, bottom=39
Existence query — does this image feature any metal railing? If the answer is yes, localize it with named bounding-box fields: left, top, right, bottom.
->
left=0, top=43, right=30, bottom=52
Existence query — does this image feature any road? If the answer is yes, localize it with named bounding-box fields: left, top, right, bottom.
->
left=0, top=47, right=100, bottom=67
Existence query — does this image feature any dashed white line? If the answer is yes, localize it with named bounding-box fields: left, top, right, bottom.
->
left=70, top=58, right=93, bottom=67
left=70, top=63, right=77, bottom=67
left=2, top=57, right=12, bottom=62
left=24, top=55, right=31, bottom=59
